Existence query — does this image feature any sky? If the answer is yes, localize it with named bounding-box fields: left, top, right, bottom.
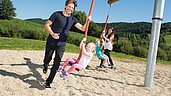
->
left=12, top=0, right=170, bottom=23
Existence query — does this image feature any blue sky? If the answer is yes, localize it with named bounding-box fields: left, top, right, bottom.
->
left=12, top=0, right=170, bottom=23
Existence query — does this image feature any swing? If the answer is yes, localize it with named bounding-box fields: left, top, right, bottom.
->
left=66, top=0, right=119, bottom=66
left=76, top=0, right=119, bottom=64
left=104, top=0, right=119, bottom=31
left=75, top=0, right=95, bottom=64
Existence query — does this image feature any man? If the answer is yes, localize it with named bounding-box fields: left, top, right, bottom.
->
left=43, top=0, right=91, bottom=88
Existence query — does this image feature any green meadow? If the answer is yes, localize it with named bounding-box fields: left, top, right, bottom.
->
left=0, top=37, right=170, bottom=65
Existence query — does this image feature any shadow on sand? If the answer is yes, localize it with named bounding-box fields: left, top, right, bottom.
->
left=0, top=57, right=45, bottom=90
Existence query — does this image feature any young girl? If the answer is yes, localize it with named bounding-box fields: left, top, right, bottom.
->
left=95, top=39, right=111, bottom=68
left=57, top=37, right=95, bottom=78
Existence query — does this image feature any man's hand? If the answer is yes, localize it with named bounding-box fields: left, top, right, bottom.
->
left=51, top=33, right=60, bottom=39
left=87, top=15, right=92, bottom=21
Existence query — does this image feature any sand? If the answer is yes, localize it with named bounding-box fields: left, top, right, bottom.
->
left=0, top=50, right=171, bottom=96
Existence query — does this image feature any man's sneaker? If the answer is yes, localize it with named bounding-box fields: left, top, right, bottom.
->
left=60, top=72, right=68, bottom=78
left=56, top=67, right=64, bottom=73
left=99, top=64, right=106, bottom=68
left=45, top=84, right=51, bottom=88
left=43, top=65, right=48, bottom=74
left=45, top=82, right=51, bottom=89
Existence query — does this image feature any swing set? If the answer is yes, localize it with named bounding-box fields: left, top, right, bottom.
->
left=59, top=0, right=166, bottom=88
left=75, top=0, right=119, bottom=64
left=57, top=0, right=118, bottom=74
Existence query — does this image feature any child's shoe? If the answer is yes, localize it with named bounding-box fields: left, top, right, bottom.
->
left=60, top=72, right=68, bottom=78
left=56, top=67, right=64, bottom=72
left=108, top=64, right=116, bottom=69
left=99, top=64, right=106, bottom=68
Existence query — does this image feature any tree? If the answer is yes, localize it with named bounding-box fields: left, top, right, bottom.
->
left=0, top=0, right=16, bottom=19
left=71, top=11, right=101, bottom=37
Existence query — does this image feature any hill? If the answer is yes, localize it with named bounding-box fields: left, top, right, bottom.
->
left=26, top=18, right=171, bottom=35
left=0, top=18, right=47, bottom=40
left=25, top=18, right=47, bottom=25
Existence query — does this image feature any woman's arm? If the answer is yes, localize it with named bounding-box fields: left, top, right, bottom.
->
left=101, top=32, right=110, bottom=42
left=109, top=34, right=114, bottom=42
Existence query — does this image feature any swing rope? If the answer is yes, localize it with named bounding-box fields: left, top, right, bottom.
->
left=75, top=0, right=95, bottom=64
left=104, top=0, right=119, bottom=31
left=104, top=4, right=112, bottom=31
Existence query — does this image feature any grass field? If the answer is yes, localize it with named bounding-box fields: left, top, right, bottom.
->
left=0, top=37, right=80, bottom=53
left=0, top=37, right=170, bottom=64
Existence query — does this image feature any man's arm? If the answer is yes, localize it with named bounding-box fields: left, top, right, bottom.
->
left=74, top=16, right=91, bottom=32
left=44, top=20, right=60, bottom=39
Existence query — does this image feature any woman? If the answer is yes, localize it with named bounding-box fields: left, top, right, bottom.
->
left=100, top=26, right=115, bottom=69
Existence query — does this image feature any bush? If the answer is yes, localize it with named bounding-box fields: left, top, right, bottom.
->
left=118, top=39, right=134, bottom=55
left=134, top=46, right=148, bottom=58
left=67, top=31, right=96, bottom=46
left=157, top=48, right=168, bottom=61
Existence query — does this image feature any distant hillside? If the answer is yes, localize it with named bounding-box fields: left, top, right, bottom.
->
left=25, top=18, right=47, bottom=25
left=26, top=18, right=171, bottom=35
left=0, top=18, right=47, bottom=40
left=97, top=22, right=171, bottom=34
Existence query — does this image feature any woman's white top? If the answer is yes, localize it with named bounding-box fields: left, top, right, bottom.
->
left=104, top=41, right=113, bottom=50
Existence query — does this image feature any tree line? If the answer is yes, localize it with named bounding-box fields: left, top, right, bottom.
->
left=26, top=12, right=171, bottom=61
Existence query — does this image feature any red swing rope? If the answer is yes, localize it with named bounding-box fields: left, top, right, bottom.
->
left=75, top=0, right=95, bottom=64
left=104, top=4, right=112, bottom=31
left=104, top=0, right=119, bottom=31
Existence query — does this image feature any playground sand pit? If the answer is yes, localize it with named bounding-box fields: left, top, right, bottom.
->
left=0, top=50, right=171, bottom=96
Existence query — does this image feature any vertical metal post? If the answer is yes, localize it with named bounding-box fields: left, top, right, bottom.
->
left=144, top=0, right=165, bottom=87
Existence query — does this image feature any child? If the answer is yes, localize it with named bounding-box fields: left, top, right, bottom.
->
left=95, top=39, right=111, bottom=68
left=57, top=37, right=95, bottom=78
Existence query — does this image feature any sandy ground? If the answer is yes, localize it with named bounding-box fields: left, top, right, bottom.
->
left=0, top=50, right=171, bottom=96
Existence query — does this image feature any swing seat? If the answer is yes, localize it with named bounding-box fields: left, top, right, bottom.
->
left=75, top=68, right=80, bottom=71
left=108, top=0, right=119, bottom=5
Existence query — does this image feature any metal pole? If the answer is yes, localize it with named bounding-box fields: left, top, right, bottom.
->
left=144, top=0, right=165, bottom=87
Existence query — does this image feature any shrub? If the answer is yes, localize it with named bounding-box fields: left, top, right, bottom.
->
left=67, top=31, right=96, bottom=46
left=157, top=48, right=168, bottom=61
left=134, top=46, right=148, bottom=58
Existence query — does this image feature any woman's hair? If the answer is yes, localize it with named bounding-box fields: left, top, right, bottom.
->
left=108, top=26, right=114, bottom=33
left=65, top=0, right=77, bottom=10
left=106, top=26, right=114, bottom=39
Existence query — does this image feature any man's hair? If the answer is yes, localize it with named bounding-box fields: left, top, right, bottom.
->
left=65, top=0, right=77, bottom=10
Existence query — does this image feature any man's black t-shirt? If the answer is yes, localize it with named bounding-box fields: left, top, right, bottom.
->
left=47, top=11, right=78, bottom=46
